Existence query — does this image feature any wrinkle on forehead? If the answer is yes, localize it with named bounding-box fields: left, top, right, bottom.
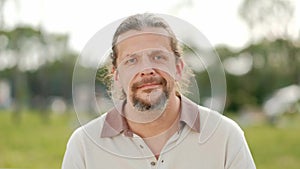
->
left=116, top=27, right=172, bottom=45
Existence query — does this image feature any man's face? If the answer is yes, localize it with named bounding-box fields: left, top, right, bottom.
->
left=114, top=28, right=182, bottom=112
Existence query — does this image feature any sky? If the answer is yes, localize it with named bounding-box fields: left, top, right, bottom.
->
left=3, top=0, right=300, bottom=52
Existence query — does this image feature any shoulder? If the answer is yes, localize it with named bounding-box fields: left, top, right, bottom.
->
left=67, top=113, right=108, bottom=144
left=197, top=105, right=244, bottom=143
left=62, top=114, right=108, bottom=169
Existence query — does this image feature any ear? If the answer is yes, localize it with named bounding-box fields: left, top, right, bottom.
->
left=113, top=68, right=124, bottom=93
left=113, top=68, right=119, bottom=81
left=175, top=59, right=184, bottom=80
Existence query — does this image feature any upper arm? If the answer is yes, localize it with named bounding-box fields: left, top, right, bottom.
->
left=224, top=120, right=256, bottom=169
left=61, top=128, right=86, bottom=169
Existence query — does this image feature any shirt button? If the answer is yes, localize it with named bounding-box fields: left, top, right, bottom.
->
left=150, top=161, right=156, bottom=166
left=126, top=131, right=132, bottom=136
left=139, top=145, right=144, bottom=149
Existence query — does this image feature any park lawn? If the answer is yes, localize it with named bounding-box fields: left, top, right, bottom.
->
left=0, top=111, right=300, bottom=169
left=0, top=111, right=75, bottom=169
left=243, top=114, right=300, bottom=169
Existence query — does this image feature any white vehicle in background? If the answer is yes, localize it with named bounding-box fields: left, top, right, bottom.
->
left=263, top=84, right=300, bottom=124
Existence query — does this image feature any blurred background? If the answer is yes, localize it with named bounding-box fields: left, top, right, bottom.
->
left=0, top=0, right=299, bottom=168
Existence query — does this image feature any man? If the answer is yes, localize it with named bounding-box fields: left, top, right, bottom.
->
left=62, top=13, right=256, bottom=169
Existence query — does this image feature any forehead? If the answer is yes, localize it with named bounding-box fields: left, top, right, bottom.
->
left=116, top=27, right=173, bottom=59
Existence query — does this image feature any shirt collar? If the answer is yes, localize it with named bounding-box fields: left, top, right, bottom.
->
left=100, top=96, right=200, bottom=138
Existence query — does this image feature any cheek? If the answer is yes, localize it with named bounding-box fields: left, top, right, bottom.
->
left=117, top=68, right=139, bottom=93
left=118, top=74, right=135, bottom=94
left=119, top=78, right=129, bottom=92
left=158, top=65, right=177, bottom=80
left=158, top=70, right=176, bottom=88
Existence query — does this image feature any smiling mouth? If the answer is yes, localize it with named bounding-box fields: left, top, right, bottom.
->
left=132, top=77, right=166, bottom=92
left=137, top=83, right=162, bottom=89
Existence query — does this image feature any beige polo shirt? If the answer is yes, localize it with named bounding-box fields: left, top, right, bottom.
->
left=62, top=96, right=256, bottom=169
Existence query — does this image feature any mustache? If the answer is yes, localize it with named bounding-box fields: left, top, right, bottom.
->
left=132, top=77, right=167, bottom=90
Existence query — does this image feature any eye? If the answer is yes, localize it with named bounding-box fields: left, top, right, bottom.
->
left=153, top=55, right=164, bottom=60
left=152, top=54, right=169, bottom=63
left=125, top=58, right=137, bottom=65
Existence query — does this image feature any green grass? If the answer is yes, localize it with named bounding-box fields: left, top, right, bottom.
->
left=0, top=111, right=300, bottom=169
left=0, top=111, right=75, bottom=169
left=243, top=114, right=300, bottom=169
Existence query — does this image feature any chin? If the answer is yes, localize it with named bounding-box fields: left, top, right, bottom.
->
left=133, top=93, right=169, bottom=112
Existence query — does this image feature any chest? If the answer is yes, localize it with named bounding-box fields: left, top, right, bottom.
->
left=84, top=132, right=227, bottom=169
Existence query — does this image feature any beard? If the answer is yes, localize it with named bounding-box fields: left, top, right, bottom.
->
left=131, top=77, right=169, bottom=112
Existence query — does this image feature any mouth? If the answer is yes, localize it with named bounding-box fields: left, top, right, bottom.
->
left=132, top=77, right=166, bottom=91
left=137, top=82, right=162, bottom=90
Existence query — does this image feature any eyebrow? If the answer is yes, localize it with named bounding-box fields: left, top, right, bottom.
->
left=127, top=49, right=170, bottom=57
left=148, top=50, right=168, bottom=56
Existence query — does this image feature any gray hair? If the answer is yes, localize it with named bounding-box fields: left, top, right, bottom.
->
left=111, top=13, right=182, bottom=68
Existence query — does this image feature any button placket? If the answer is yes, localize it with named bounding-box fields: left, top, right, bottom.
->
left=132, top=135, right=162, bottom=168
left=149, top=156, right=158, bottom=168
left=139, top=144, right=144, bottom=149
left=132, top=136, right=154, bottom=159
left=156, top=154, right=165, bottom=168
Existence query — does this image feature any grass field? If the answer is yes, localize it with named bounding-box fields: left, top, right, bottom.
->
left=0, top=110, right=300, bottom=169
left=0, top=111, right=75, bottom=169
left=244, top=114, right=300, bottom=169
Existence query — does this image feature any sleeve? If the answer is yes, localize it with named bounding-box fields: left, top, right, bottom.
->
left=226, top=143, right=256, bottom=169
left=61, top=128, right=86, bottom=169
left=224, top=120, right=256, bottom=169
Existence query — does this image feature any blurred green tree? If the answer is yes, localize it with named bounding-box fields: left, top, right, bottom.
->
left=0, top=27, right=76, bottom=122
left=0, top=27, right=47, bottom=122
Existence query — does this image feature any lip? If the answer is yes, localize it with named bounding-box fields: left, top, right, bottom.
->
left=137, top=83, right=161, bottom=90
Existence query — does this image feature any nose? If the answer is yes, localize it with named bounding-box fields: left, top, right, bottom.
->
left=139, top=54, right=156, bottom=77
left=140, top=68, right=155, bottom=77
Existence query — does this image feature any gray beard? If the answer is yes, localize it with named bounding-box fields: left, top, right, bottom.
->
left=132, top=90, right=169, bottom=112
